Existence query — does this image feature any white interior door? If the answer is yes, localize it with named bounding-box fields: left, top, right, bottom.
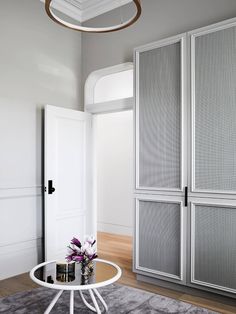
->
left=45, top=105, right=94, bottom=261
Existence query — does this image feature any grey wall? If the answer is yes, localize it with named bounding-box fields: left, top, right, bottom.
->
left=82, top=0, right=236, bottom=85
left=0, top=0, right=82, bottom=279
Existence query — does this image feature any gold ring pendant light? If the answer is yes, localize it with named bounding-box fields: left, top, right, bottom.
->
left=45, top=0, right=142, bottom=33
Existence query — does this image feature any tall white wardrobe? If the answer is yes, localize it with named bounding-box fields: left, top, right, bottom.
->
left=134, top=17, right=236, bottom=298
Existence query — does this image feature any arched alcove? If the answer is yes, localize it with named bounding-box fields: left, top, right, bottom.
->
left=84, top=63, right=133, bottom=114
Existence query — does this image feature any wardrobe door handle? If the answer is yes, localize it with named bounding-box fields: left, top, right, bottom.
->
left=184, top=186, right=188, bottom=207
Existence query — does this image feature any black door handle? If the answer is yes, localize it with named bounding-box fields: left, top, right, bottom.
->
left=184, top=186, right=188, bottom=207
left=48, top=180, right=56, bottom=194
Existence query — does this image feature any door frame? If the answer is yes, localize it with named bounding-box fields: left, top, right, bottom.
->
left=84, top=63, right=135, bottom=239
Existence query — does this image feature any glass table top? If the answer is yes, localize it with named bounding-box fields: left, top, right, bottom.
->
left=33, top=259, right=120, bottom=287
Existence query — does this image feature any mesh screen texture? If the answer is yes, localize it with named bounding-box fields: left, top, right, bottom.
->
left=138, top=42, right=181, bottom=189
left=138, top=200, right=181, bottom=277
left=194, top=205, right=236, bottom=290
left=194, top=26, right=236, bottom=191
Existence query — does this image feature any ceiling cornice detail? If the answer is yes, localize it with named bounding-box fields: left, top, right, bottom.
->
left=41, top=0, right=133, bottom=22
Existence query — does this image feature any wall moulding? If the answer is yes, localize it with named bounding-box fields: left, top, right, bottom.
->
left=0, top=186, right=42, bottom=199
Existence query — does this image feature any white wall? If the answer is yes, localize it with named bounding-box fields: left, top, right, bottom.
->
left=95, top=111, right=133, bottom=236
left=82, top=0, right=236, bottom=85
left=0, top=0, right=82, bottom=279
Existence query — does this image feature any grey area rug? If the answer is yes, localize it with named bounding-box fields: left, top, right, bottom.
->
left=0, top=284, right=219, bottom=313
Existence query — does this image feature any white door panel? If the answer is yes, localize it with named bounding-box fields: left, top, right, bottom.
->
left=45, top=105, right=93, bottom=261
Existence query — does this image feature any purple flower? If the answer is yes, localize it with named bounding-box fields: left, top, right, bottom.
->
left=67, top=246, right=77, bottom=253
left=73, top=255, right=84, bottom=262
left=85, top=235, right=96, bottom=246
left=66, top=236, right=98, bottom=264
left=66, top=254, right=74, bottom=262
left=71, top=237, right=81, bottom=248
left=88, top=253, right=98, bottom=260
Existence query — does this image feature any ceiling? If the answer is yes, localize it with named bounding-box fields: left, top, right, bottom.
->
left=41, top=0, right=133, bottom=22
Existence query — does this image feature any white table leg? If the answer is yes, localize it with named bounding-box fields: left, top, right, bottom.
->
left=79, top=291, right=97, bottom=312
left=70, top=290, right=74, bottom=314
left=79, top=289, right=108, bottom=313
left=89, top=289, right=101, bottom=314
left=44, top=290, right=63, bottom=314
left=93, top=288, right=108, bottom=312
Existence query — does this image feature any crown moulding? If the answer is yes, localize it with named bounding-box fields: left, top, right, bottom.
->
left=40, top=0, right=133, bottom=22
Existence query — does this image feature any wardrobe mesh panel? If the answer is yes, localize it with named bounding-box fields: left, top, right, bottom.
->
left=138, top=42, right=181, bottom=189
left=138, top=200, right=181, bottom=277
left=194, top=205, right=236, bottom=290
left=194, top=26, right=236, bottom=191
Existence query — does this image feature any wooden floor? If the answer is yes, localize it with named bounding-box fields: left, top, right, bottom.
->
left=0, top=232, right=236, bottom=313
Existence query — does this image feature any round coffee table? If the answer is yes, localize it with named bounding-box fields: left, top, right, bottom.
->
left=30, top=258, right=122, bottom=314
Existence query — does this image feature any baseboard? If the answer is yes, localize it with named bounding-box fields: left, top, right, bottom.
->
left=97, top=222, right=133, bottom=236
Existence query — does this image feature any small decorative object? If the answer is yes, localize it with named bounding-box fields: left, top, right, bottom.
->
left=66, top=235, right=97, bottom=277
left=56, top=261, right=75, bottom=283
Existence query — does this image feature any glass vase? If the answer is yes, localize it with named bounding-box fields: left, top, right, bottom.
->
left=81, top=260, right=94, bottom=276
